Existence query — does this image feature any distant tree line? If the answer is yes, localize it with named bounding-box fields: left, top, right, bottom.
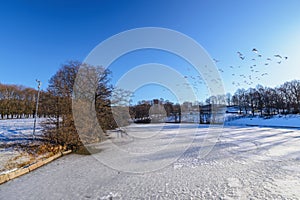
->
left=231, top=80, right=300, bottom=115
left=129, top=80, right=300, bottom=123
left=129, top=99, right=199, bottom=123
left=205, top=80, right=300, bottom=115
left=0, top=84, right=40, bottom=119
left=0, top=84, right=67, bottom=120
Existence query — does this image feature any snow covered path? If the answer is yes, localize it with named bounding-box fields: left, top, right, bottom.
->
left=1, top=124, right=300, bottom=199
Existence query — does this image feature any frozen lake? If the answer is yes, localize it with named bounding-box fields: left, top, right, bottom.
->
left=1, top=123, right=300, bottom=199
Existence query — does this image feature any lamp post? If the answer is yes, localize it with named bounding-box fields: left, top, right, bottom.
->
left=33, top=79, right=41, bottom=139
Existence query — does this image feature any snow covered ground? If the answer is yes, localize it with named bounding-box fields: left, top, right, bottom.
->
left=0, top=118, right=43, bottom=173
left=226, top=114, right=300, bottom=128
left=1, top=120, right=300, bottom=199
left=0, top=118, right=43, bottom=144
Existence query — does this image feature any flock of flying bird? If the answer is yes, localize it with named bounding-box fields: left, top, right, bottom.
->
left=218, top=48, right=288, bottom=88
left=159, top=48, right=288, bottom=98
left=190, top=48, right=287, bottom=89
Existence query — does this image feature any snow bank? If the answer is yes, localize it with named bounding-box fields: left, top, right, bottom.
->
left=225, top=115, right=300, bottom=128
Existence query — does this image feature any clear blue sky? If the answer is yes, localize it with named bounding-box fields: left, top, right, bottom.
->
left=1, top=0, right=300, bottom=103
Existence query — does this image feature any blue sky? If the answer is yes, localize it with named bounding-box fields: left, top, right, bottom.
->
left=1, top=0, right=300, bottom=103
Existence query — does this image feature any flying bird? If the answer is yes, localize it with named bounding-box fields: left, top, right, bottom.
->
left=237, top=51, right=245, bottom=60
left=252, top=48, right=258, bottom=53
left=274, top=54, right=282, bottom=59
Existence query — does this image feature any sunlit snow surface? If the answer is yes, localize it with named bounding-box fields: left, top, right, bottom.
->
left=95, top=122, right=300, bottom=199
left=0, top=118, right=43, bottom=144
left=1, top=116, right=300, bottom=199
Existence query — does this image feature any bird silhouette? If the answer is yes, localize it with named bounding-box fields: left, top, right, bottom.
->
left=237, top=52, right=245, bottom=60
left=274, top=54, right=282, bottom=59
left=252, top=48, right=258, bottom=53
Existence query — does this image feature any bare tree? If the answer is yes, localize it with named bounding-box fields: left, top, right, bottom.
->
left=42, top=61, right=115, bottom=151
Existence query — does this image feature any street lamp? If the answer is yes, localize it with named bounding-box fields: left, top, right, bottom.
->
left=33, top=79, right=41, bottom=139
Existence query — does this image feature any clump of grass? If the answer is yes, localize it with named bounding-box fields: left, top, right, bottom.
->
left=3, top=152, right=34, bottom=171
left=2, top=142, right=64, bottom=173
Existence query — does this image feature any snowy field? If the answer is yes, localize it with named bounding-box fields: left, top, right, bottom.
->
left=0, top=118, right=43, bottom=173
left=0, top=118, right=43, bottom=143
left=1, top=119, right=300, bottom=199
